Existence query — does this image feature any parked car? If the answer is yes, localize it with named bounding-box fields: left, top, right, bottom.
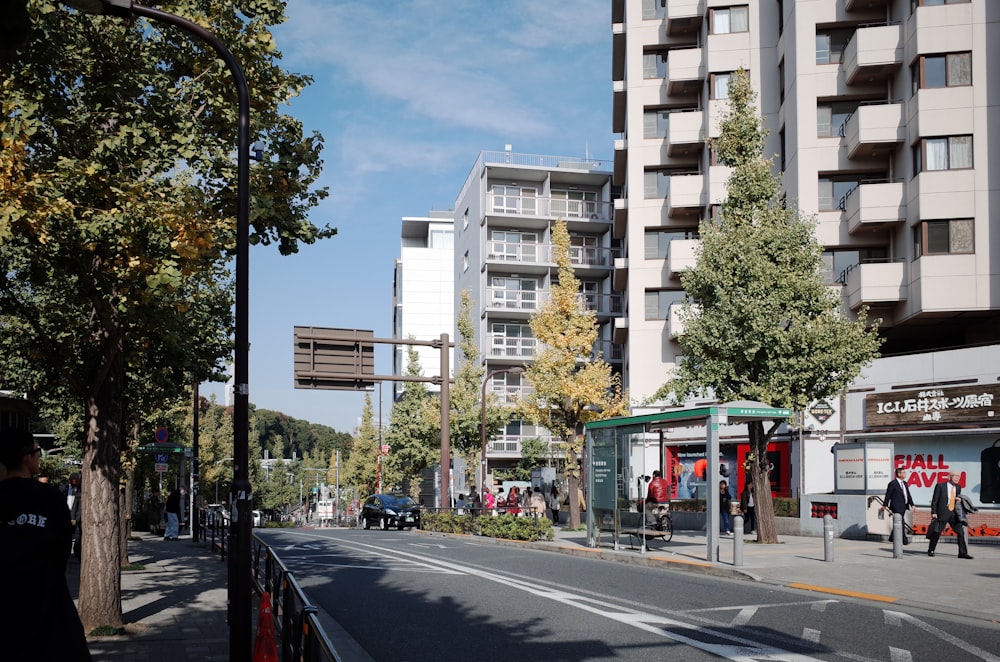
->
left=360, top=494, right=420, bottom=530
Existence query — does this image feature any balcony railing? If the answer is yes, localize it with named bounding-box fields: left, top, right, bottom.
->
left=487, top=435, right=559, bottom=458
left=486, top=289, right=622, bottom=316
left=488, top=334, right=537, bottom=359
left=485, top=241, right=616, bottom=268
left=489, top=195, right=614, bottom=222
left=486, top=383, right=534, bottom=405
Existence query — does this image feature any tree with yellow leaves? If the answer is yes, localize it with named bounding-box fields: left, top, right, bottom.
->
left=520, top=220, right=628, bottom=528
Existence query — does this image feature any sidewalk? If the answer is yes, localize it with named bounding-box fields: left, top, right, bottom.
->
left=74, top=526, right=999, bottom=661
left=71, top=532, right=230, bottom=661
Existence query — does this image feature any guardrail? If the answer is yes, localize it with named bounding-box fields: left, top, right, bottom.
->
left=251, top=536, right=342, bottom=662
left=197, top=506, right=228, bottom=560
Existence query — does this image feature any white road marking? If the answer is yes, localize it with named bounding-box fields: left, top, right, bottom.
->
left=732, top=608, right=758, bottom=626
left=889, top=647, right=912, bottom=662
left=885, top=611, right=1000, bottom=661
left=801, top=628, right=821, bottom=644
left=884, top=612, right=902, bottom=627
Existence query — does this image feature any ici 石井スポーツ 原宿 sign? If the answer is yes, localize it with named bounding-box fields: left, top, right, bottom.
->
left=864, top=384, right=998, bottom=428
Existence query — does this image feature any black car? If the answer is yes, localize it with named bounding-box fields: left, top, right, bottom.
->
left=361, top=494, right=421, bottom=530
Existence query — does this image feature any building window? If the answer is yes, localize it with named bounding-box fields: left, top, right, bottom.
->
left=643, top=51, right=668, bottom=79
left=462, top=208, right=469, bottom=231
left=644, top=169, right=670, bottom=199
left=778, top=60, right=785, bottom=104
left=491, top=185, right=537, bottom=215
left=815, top=29, right=853, bottom=65
left=643, top=109, right=670, bottom=139
left=818, top=176, right=862, bottom=211
left=911, top=0, right=970, bottom=12
left=644, top=290, right=687, bottom=320
left=642, top=0, right=666, bottom=19
left=913, top=219, right=974, bottom=256
left=710, top=6, right=749, bottom=34
left=913, top=136, right=973, bottom=173
left=462, top=251, right=469, bottom=273
left=710, top=72, right=733, bottom=100
left=779, top=128, right=786, bottom=171
left=823, top=248, right=888, bottom=284
left=817, top=101, right=856, bottom=138
left=911, top=53, right=971, bottom=94
left=644, top=229, right=697, bottom=259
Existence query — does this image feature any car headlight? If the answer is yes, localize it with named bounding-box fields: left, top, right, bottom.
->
left=385, top=509, right=397, bottom=516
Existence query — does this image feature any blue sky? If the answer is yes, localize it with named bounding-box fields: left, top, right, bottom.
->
left=202, top=0, right=612, bottom=434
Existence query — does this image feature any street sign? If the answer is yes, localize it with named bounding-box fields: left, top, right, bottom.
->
left=155, top=453, right=168, bottom=463
left=380, top=444, right=391, bottom=454
left=155, top=427, right=168, bottom=443
left=138, top=443, right=185, bottom=453
left=155, top=463, right=168, bottom=473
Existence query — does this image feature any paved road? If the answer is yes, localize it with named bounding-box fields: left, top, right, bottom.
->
left=259, top=528, right=1000, bottom=662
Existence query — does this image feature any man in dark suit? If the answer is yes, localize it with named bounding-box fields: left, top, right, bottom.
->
left=928, top=471, right=973, bottom=559
left=883, top=467, right=915, bottom=544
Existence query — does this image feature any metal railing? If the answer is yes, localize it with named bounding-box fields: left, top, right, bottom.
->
left=197, top=505, right=229, bottom=560
left=251, top=536, right=341, bottom=662
left=836, top=257, right=904, bottom=285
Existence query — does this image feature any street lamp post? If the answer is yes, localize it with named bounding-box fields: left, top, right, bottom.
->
left=61, top=3, right=253, bottom=659
left=480, top=366, right=525, bottom=494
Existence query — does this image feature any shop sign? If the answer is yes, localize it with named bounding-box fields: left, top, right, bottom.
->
left=809, top=400, right=834, bottom=424
left=864, top=384, right=999, bottom=427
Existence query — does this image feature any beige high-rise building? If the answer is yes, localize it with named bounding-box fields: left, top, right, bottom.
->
left=612, top=0, right=1000, bottom=406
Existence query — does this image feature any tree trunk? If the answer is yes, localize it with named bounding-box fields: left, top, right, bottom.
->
left=567, top=473, right=581, bottom=529
left=747, top=420, right=779, bottom=544
left=78, top=366, right=125, bottom=631
left=121, top=467, right=134, bottom=565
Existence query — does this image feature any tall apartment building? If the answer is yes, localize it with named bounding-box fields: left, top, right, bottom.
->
left=392, top=211, right=455, bottom=400
left=612, top=0, right=1000, bottom=501
left=453, top=150, right=620, bottom=477
left=614, top=0, right=999, bottom=402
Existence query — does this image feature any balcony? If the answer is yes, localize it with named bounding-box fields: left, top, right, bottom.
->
left=612, top=256, right=628, bottom=292
left=489, top=194, right=613, bottom=223
left=487, top=434, right=557, bottom=460
left=667, top=0, right=704, bottom=36
left=486, top=288, right=542, bottom=317
left=843, top=180, right=905, bottom=235
left=613, top=198, right=627, bottom=240
left=843, top=24, right=902, bottom=86
left=613, top=80, right=625, bottom=134
left=668, top=302, right=687, bottom=339
left=583, top=292, right=623, bottom=319
left=667, top=108, right=704, bottom=157
left=667, top=238, right=698, bottom=277
left=667, top=47, right=704, bottom=96
left=613, top=138, right=626, bottom=186
left=668, top=173, right=705, bottom=216
left=612, top=23, right=624, bottom=82
left=841, top=102, right=903, bottom=159
left=613, top=316, right=628, bottom=344
left=486, top=383, right=533, bottom=406
left=485, top=241, right=614, bottom=273
left=840, top=260, right=907, bottom=310
left=594, top=340, right=623, bottom=363
left=845, top=0, right=887, bottom=10
left=488, top=334, right=536, bottom=360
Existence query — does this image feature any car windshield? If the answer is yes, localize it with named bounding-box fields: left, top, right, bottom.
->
left=383, top=495, right=417, bottom=508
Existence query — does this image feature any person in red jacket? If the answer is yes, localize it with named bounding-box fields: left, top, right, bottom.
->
left=646, top=470, right=670, bottom=505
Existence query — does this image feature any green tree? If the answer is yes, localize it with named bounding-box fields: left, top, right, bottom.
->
left=654, top=70, right=882, bottom=543
left=0, top=1, right=334, bottom=630
left=520, top=219, right=629, bottom=528
left=383, top=347, right=436, bottom=498
left=344, top=394, right=379, bottom=498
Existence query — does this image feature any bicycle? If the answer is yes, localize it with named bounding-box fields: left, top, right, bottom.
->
left=646, top=503, right=674, bottom=542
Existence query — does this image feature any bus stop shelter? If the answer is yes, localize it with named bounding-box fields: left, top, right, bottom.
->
left=585, top=401, right=792, bottom=562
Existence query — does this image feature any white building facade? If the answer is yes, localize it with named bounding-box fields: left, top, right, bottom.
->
left=392, top=211, right=455, bottom=400
left=612, top=0, right=1000, bottom=503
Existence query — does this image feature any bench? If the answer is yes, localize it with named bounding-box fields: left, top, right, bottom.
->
left=595, top=508, right=667, bottom=552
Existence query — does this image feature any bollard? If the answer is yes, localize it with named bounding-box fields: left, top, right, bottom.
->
left=891, top=512, right=903, bottom=559
left=733, top=514, right=744, bottom=566
left=823, top=514, right=835, bottom=562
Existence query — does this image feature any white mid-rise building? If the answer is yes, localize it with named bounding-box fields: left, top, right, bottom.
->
left=392, top=211, right=455, bottom=400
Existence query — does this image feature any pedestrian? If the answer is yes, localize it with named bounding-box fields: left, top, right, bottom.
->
left=60, top=471, right=83, bottom=559
left=0, top=428, right=93, bottom=661
left=548, top=484, right=561, bottom=525
left=927, top=471, right=973, bottom=559
left=739, top=481, right=756, bottom=534
left=469, top=487, right=482, bottom=515
left=882, top=467, right=914, bottom=545
left=506, top=486, right=522, bottom=516
left=495, top=487, right=506, bottom=514
left=456, top=493, right=466, bottom=515
left=164, top=487, right=181, bottom=540
left=521, top=486, right=531, bottom=512
left=483, top=486, right=496, bottom=515
left=720, top=480, right=733, bottom=535
left=530, top=486, right=546, bottom=517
